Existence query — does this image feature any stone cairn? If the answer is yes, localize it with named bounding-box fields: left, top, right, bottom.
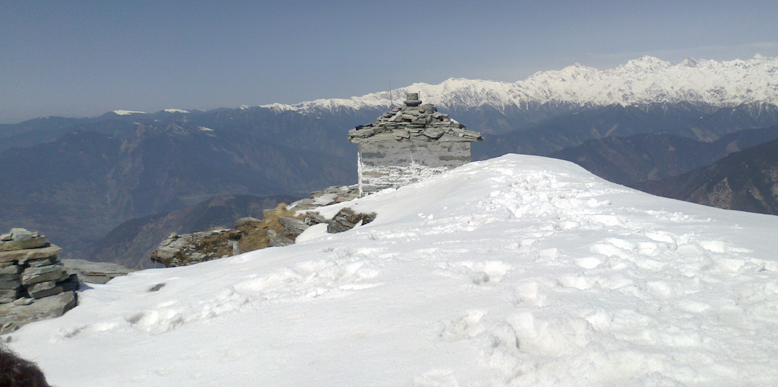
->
left=0, top=228, right=78, bottom=334
left=347, top=93, right=483, bottom=143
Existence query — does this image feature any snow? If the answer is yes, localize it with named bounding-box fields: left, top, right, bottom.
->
left=112, top=110, right=146, bottom=115
left=163, top=109, right=190, bottom=113
left=6, top=154, right=778, bottom=386
left=262, top=55, right=778, bottom=114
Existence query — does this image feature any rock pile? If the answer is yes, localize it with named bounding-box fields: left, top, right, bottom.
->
left=347, top=93, right=483, bottom=143
left=0, top=228, right=78, bottom=334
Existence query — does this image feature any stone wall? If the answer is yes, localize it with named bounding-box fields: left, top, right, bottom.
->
left=358, top=142, right=471, bottom=195
left=0, top=228, right=78, bottom=334
left=348, top=93, right=482, bottom=196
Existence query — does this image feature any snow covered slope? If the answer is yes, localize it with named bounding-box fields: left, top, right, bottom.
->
left=264, top=55, right=778, bottom=113
left=8, top=155, right=778, bottom=386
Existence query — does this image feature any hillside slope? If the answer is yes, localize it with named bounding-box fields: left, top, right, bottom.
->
left=0, top=124, right=353, bottom=259
left=635, top=139, right=778, bottom=215
left=8, top=155, right=778, bottom=386
left=549, top=126, right=778, bottom=184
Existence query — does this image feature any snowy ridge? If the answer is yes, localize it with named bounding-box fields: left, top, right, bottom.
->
left=8, top=155, right=778, bottom=386
left=262, top=55, right=778, bottom=113
left=112, top=110, right=146, bottom=115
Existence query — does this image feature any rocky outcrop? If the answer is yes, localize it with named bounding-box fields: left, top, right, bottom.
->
left=149, top=228, right=242, bottom=267
left=0, top=228, right=79, bottom=334
left=150, top=204, right=310, bottom=267
left=149, top=188, right=377, bottom=267
left=289, top=185, right=360, bottom=210
left=61, top=259, right=136, bottom=284
left=326, top=208, right=377, bottom=233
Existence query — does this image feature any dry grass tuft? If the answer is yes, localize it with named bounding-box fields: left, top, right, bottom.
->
left=236, top=203, right=302, bottom=253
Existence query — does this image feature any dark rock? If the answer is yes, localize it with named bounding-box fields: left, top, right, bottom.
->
left=327, top=208, right=377, bottom=233
left=28, top=281, right=63, bottom=299
left=279, top=216, right=309, bottom=237
left=0, top=279, right=21, bottom=290
left=58, top=274, right=79, bottom=292
left=304, top=211, right=328, bottom=225
left=267, top=230, right=294, bottom=247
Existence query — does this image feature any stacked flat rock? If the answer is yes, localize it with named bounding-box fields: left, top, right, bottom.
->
left=347, top=93, right=483, bottom=143
left=0, top=228, right=78, bottom=334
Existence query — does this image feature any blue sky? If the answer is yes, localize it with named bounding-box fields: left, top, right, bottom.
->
left=1, top=0, right=776, bottom=123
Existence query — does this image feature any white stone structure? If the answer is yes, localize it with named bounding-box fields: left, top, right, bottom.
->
left=348, top=93, right=482, bottom=196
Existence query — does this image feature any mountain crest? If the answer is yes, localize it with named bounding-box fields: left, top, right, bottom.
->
left=261, top=56, right=778, bottom=115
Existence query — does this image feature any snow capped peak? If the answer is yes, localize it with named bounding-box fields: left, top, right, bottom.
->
left=679, top=57, right=699, bottom=67
left=163, top=108, right=190, bottom=113
left=113, top=110, right=146, bottom=115
left=260, top=56, right=778, bottom=114
left=622, top=55, right=672, bottom=70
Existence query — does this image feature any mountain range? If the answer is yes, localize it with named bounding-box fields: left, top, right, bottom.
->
left=1, top=55, right=777, bottom=267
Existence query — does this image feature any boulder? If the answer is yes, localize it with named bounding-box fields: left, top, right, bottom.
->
left=279, top=216, right=309, bottom=237
left=327, top=208, right=377, bottom=233
left=304, top=211, right=328, bottom=226
left=0, top=291, right=77, bottom=334
left=267, top=230, right=294, bottom=247
left=27, top=281, right=63, bottom=299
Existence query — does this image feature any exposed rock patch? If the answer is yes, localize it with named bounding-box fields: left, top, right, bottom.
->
left=149, top=186, right=377, bottom=267
left=61, top=259, right=136, bottom=284
left=327, top=208, right=377, bottom=233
